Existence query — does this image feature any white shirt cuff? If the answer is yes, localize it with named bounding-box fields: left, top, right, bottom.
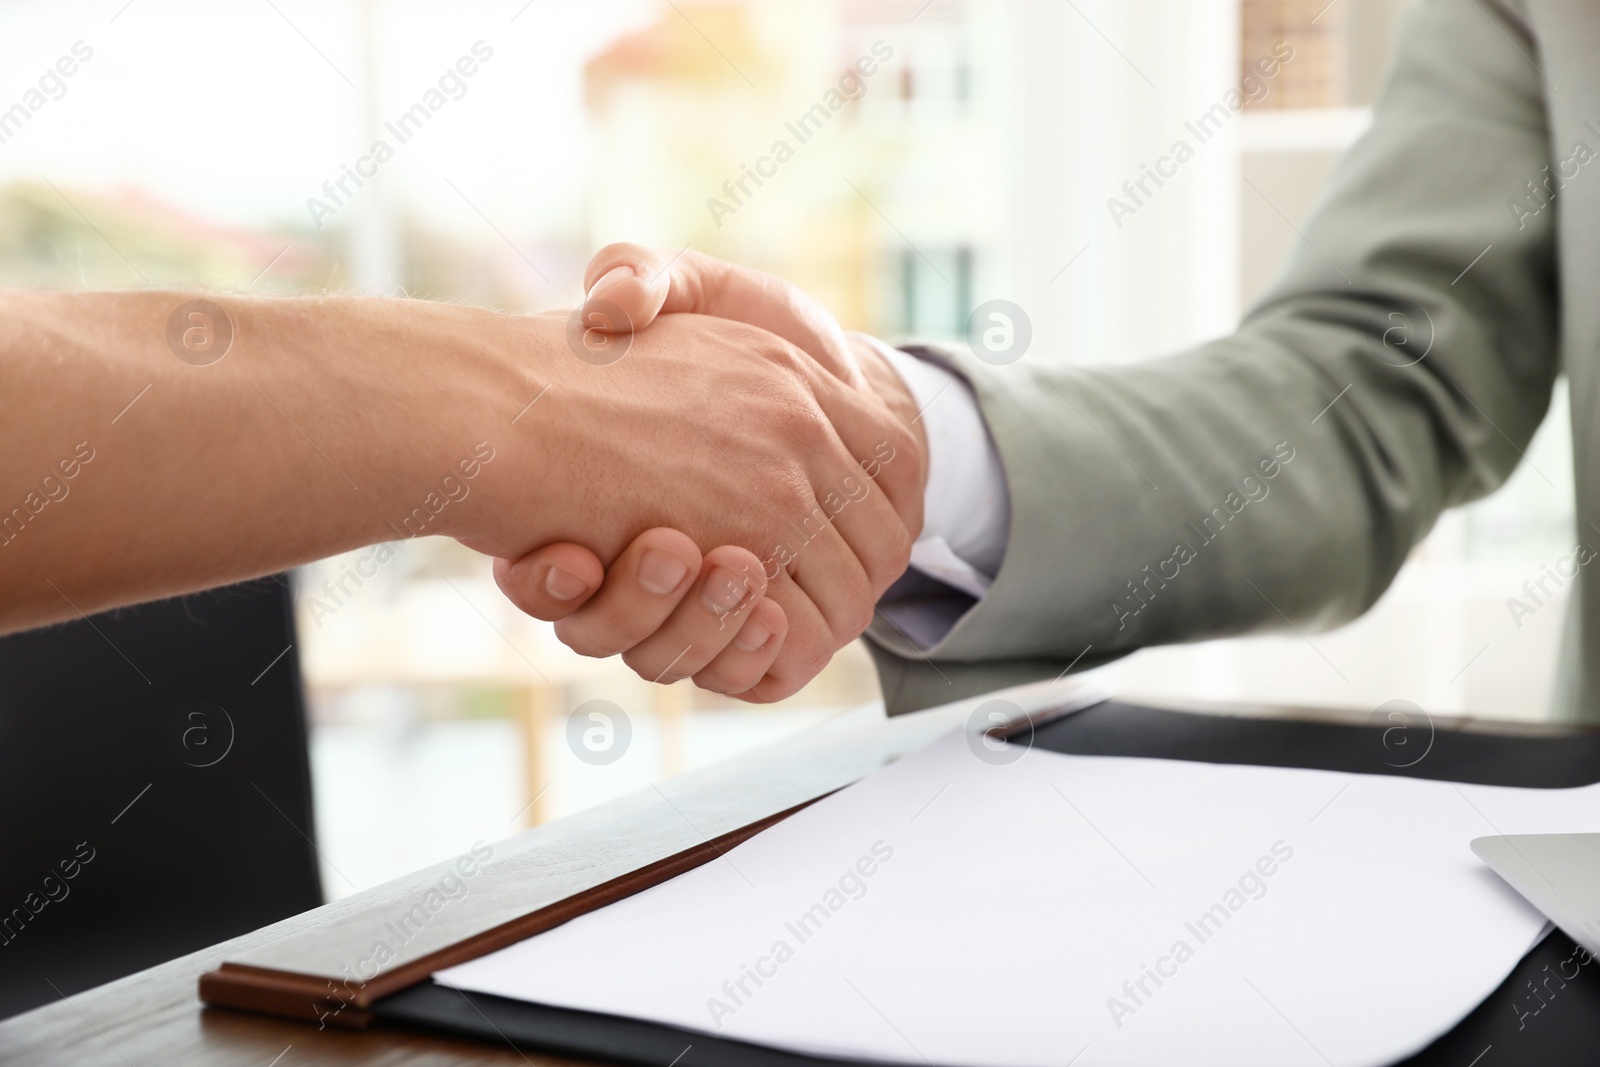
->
left=860, top=335, right=1011, bottom=600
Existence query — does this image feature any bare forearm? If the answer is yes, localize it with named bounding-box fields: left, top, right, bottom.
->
left=0, top=290, right=551, bottom=633
left=0, top=287, right=921, bottom=682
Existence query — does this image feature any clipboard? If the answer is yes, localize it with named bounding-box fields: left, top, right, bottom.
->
left=373, top=699, right=1600, bottom=1066
left=198, top=679, right=1101, bottom=1027
left=203, top=688, right=1600, bottom=1064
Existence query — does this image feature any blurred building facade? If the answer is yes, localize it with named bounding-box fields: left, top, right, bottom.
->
left=581, top=2, right=1009, bottom=340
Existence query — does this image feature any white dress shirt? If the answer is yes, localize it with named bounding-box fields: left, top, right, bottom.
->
left=858, top=335, right=1011, bottom=622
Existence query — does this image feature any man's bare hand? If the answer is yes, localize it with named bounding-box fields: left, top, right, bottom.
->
left=495, top=529, right=788, bottom=696
left=495, top=248, right=928, bottom=702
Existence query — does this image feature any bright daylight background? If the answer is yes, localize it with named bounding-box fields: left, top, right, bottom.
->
left=0, top=0, right=1574, bottom=897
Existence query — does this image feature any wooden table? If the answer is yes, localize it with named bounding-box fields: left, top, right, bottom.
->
left=1, top=685, right=1586, bottom=1067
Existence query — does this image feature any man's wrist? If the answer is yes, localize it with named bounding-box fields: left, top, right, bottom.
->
left=426, top=308, right=569, bottom=550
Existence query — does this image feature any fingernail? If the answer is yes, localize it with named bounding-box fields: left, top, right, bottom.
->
left=586, top=264, right=634, bottom=302
left=700, top=566, right=750, bottom=615
left=637, top=549, right=689, bottom=595
left=732, top=618, right=771, bottom=652
left=544, top=565, right=588, bottom=601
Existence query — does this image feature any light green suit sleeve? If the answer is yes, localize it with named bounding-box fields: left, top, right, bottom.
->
left=867, top=0, right=1561, bottom=714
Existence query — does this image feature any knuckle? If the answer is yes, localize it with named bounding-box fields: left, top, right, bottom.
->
left=494, top=571, right=538, bottom=614
left=880, top=423, right=919, bottom=484
left=768, top=472, right=813, bottom=525
left=750, top=675, right=798, bottom=703
left=620, top=646, right=668, bottom=681
left=692, top=665, right=739, bottom=696
left=891, top=533, right=914, bottom=575
left=869, top=534, right=914, bottom=597
left=760, top=336, right=807, bottom=374
left=556, top=622, right=613, bottom=660
left=624, top=641, right=704, bottom=686
left=680, top=248, right=717, bottom=280
left=736, top=680, right=782, bottom=704
left=502, top=585, right=541, bottom=618
left=793, top=640, right=833, bottom=680
left=891, top=416, right=918, bottom=456
left=770, top=396, right=823, bottom=447
left=836, top=601, right=874, bottom=644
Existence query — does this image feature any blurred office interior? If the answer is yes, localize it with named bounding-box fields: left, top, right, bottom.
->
left=0, top=0, right=1571, bottom=897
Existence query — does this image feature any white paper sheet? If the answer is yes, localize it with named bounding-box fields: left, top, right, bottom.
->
left=437, top=729, right=1600, bottom=1066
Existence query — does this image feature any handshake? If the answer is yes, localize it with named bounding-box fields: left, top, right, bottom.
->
left=467, top=244, right=928, bottom=703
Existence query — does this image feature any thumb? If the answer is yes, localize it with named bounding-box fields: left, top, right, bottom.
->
left=493, top=542, right=605, bottom=622
left=579, top=244, right=865, bottom=388
left=580, top=242, right=674, bottom=337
